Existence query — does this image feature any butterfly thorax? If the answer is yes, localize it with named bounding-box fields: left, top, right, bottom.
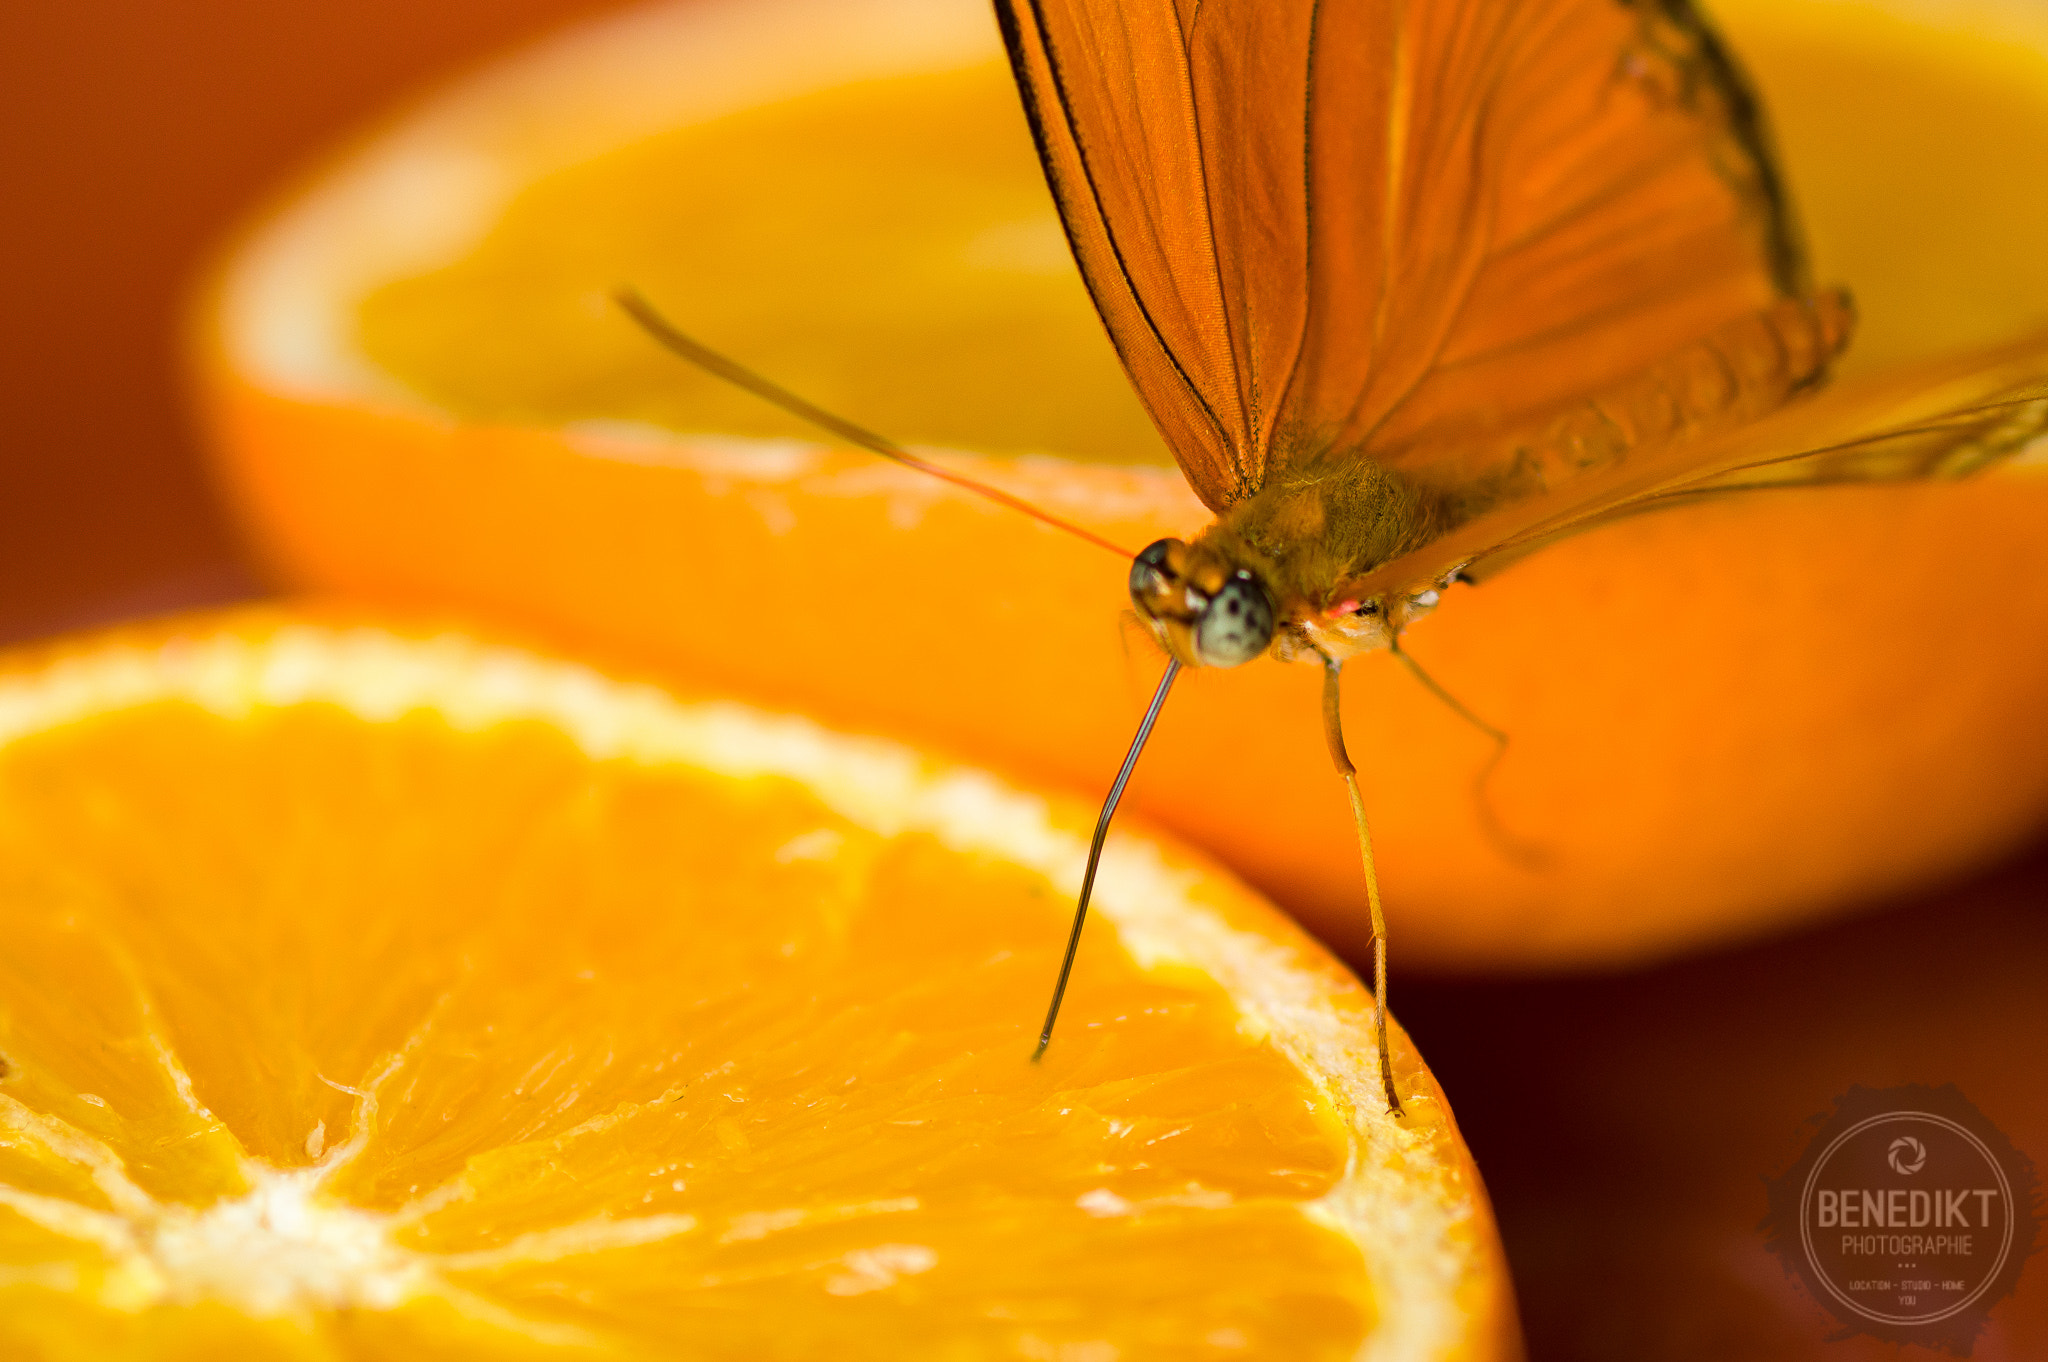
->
left=1128, top=456, right=1458, bottom=669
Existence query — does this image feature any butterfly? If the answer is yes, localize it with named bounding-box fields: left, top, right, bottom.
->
left=626, top=0, right=2048, bottom=1116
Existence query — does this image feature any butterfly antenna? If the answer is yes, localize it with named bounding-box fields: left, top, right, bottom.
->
left=1033, top=658, right=1180, bottom=1062
left=616, top=288, right=1134, bottom=559
left=1389, top=636, right=1548, bottom=869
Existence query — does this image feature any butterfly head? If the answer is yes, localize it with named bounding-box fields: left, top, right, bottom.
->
left=1128, top=538, right=1276, bottom=668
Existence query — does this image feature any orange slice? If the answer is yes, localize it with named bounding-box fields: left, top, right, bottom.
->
left=193, top=0, right=2048, bottom=969
left=0, top=610, right=1515, bottom=1359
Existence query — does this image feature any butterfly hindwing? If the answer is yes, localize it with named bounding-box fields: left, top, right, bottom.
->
left=1404, top=329, right=2048, bottom=590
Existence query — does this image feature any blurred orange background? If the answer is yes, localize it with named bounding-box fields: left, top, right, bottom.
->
left=2, top=2, right=2043, bottom=1358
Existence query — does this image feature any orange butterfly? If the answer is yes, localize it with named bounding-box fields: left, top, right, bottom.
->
left=985, top=0, right=2048, bottom=1112
left=627, top=0, right=2048, bottom=1116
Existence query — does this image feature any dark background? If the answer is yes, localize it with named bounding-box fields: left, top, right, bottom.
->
left=0, top=0, right=625, bottom=641
left=2, top=2, right=2041, bottom=1356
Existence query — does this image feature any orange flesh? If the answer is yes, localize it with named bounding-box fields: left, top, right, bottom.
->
left=0, top=620, right=1510, bottom=1358
left=355, top=63, right=1169, bottom=466
left=1734, top=0, right=2048, bottom=373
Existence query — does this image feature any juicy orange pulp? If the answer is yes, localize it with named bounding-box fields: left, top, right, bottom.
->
left=0, top=612, right=1514, bottom=1359
left=197, top=0, right=2048, bottom=969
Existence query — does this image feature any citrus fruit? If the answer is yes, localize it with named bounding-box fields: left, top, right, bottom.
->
left=193, top=0, right=2048, bottom=968
left=0, top=609, right=1515, bottom=1358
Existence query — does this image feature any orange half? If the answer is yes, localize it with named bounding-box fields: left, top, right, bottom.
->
left=194, top=0, right=2048, bottom=968
left=0, top=610, right=1515, bottom=1359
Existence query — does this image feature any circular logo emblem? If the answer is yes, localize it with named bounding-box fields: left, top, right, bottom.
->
left=1765, top=1084, right=2039, bottom=1352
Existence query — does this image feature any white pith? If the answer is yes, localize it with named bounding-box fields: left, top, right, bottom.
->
left=0, top=621, right=1491, bottom=1358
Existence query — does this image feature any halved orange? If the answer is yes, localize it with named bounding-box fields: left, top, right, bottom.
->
left=193, top=0, right=2048, bottom=969
left=0, top=610, right=1515, bottom=1358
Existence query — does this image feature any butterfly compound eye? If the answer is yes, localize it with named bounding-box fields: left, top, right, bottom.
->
left=1193, top=571, right=1275, bottom=668
left=1128, top=538, right=1179, bottom=608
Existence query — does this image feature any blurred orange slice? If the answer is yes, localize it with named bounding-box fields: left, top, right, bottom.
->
left=0, top=610, right=1515, bottom=1359
left=194, top=0, right=2048, bottom=968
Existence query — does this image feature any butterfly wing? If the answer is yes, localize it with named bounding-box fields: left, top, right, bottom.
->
left=994, top=0, right=1303, bottom=508
left=1375, top=328, right=2048, bottom=591
left=994, top=0, right=1834, bottom=513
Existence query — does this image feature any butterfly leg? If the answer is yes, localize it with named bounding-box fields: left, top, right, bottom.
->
left=1321, top=655, right=1403, bottom=1117
left=1390, top=638, right=1548, bottom=870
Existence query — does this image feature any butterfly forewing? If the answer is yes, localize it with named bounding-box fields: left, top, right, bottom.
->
left=996, top=0, right=1822, bottom=516
left=1310, top=0, right=1803, bottom=459
left=996, top=0, right=1286, bottom=508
